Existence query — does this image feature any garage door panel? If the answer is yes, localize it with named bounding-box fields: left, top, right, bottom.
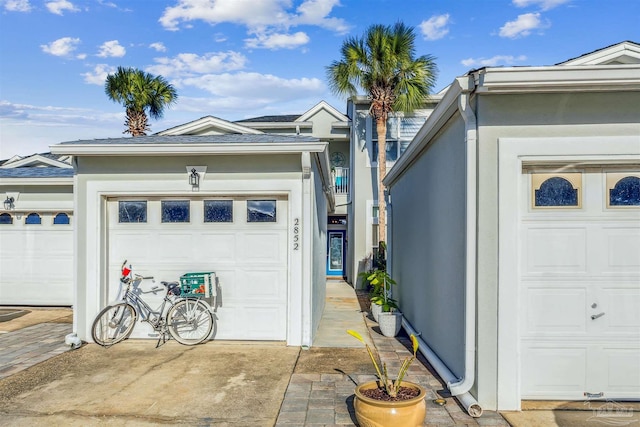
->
left=521, top=343, right=587, bottom=398
left=196, top=233, right=237, bottom=262
left=154, top=232, right=197, bottom=261
left=215, top=305, right=286, bottom=340
left=109, top=231, right=153, bottom=259
left=523, top=287, right=588, bottom=335
left=241, top=232, right=287, bottom=263
left=601, top=347, right=640, bottom=395
left=524, top=227, right=587, bottom=273
left=600, top=288, right=640, bottom=334
left=603, top=227, right=640, bottom=272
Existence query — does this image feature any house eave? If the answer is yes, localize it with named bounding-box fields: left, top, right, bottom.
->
left=0, top=177, right=74, bottom=185
left=51, top=142, right=329, bottom=156
left=475, top=64, right=640, bottom=93
left=237, top=121, right=313, bottom=129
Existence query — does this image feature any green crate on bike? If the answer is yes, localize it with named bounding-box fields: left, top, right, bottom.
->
left=179, top=272, right=216, bottom=298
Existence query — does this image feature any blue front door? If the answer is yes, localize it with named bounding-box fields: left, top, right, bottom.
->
left=326, top=230, right=345, bottom=277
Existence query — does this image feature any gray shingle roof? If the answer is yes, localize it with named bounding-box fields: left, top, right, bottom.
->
left=236, top=115, right=301, bottom=123
left=0, top=168, right=74, bottom=178
left=56, top=134, right=319, bottom=145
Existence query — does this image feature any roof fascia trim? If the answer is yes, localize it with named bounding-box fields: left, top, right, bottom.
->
left=51, top=142, right=329, bottom=156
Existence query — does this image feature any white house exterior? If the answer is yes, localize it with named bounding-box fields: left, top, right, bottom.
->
left=384, top=41, right=640, bottom=412
left=0, top=154, right=74, bottom=305
left=51, top=133, right=334, bottom=347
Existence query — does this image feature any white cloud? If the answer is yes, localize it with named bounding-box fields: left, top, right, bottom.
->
left=159, top=0, right=349, bottom=39
left=82, top=64, right=116, bottom=85
left=294, top=0, right=349, bottom=33
left=245, top=31, right=310, bottom=49
left=419, top=14, right=450, bottom=41
left=0, top=100, right=125, bottom=158
left=3, top=0, right=32, bottom=12
left=512, top=0, right=570, bottom=10
left=41, top=37, right=81, bottom=57
left=180, top=72, right=324, bottom=102
left=499, top=13, right=545, bottom=38
left=146, top=51, right=247, bottom=78
left=461, top=54, right=527, bottom=67
left=46, top=0, right=80, bottom=15
left=97, top=40, right=126, bottom=58
left=150, top=42, right=167, bottom=52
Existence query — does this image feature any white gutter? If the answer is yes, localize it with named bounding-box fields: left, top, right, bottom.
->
left=453, top=74, right=478, bottom=402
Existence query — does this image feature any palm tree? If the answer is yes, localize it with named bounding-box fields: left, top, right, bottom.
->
left=327, top=22, right=437, bottom=250
left=105, top=67, right=177, bottom=136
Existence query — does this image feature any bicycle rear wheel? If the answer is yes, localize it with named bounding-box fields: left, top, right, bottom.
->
left=167, top=299, right=214, bottom=345
left=91, top=303, right=137, bottom=347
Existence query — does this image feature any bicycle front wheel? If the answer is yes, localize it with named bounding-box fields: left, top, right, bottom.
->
left=91, top=303, right=137, bottom=347
left=167, top=299, right=214, bottom=345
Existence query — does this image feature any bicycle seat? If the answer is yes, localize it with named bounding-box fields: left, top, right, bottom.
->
left=162, top=281, right=182, bottom=296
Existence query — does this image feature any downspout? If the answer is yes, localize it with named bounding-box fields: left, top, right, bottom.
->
left=401, top=74, right=482, bottom=417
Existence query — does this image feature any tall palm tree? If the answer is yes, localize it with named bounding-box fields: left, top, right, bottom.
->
left=105, top=67, right=177, bottom=136
left=327, top=22, right=437, bottom=251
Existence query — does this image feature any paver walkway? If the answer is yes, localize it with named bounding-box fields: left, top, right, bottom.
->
left=0, top=323, right=72, bottom=379
left=276, top=280, right=509, bottom=426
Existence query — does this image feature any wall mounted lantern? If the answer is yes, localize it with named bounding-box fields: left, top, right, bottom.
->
left=189, top=168, right=200, bottom=187
left=4, top=196, right=15, bottom=210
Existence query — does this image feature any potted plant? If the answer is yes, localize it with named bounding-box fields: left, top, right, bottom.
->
left=347, top=329, right=426, bottom=426
left=361, top=269, right=397, bottom=322
left=378, top=309, right=403, bottom=337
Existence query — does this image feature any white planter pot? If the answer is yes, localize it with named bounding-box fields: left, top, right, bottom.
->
left=371, top=302, right=383, bottom=322
left=378, top=312, right=402, bottom=337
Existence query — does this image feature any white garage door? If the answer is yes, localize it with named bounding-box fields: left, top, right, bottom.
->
left=520, top=168, right=640, bottom=400
left=106, top=196, right=288, bottom=341
left=0, top=212, right=73, bottom=305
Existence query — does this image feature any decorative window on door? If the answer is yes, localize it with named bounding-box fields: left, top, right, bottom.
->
left=0, top=213, right=12, bottom=224
left=25, top=213, right=42, bottom=224
left=204, top=200, right=233, bottom=222
left=161, top=200, right=190, bottom=223
left=247, top=200, right=276, bottom=223
left=607, top=173, right=640, bottom=207
left=119, top=201, right=147, bottom=223
left=532, top=173, right=581, bottom=208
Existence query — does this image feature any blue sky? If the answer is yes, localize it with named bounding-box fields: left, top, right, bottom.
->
left=0, top=0, right=638, bottom=158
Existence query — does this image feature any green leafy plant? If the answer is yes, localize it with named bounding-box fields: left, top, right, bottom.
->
left=347, top=329, right=419, bottom=398
left=363, top=269, right=397, bottom=312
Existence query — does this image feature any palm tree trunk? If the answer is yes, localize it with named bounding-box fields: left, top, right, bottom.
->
left=125, top=108, right=150, bottom=136
left=376, top=116, right=387, bottom=250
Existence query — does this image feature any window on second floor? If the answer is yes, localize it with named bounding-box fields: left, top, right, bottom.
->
left=369, top=116, right=425, bottom=167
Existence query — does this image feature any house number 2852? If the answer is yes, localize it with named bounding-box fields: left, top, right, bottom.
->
left=293, top=218, right=300, bottom=250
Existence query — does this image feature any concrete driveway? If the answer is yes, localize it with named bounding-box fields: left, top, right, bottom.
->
left=0, top=340, right=299, bottom=426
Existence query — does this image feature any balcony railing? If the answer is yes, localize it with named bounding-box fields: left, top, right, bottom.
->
left=332, top=167, right=349, bottom=195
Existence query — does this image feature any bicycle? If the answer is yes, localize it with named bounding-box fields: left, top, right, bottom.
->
left=91, top=260, right=215, bottom=347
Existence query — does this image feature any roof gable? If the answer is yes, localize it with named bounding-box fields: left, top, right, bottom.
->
left=559, top=41, right=640, bottom=65
left=156, top=115, right=263, bottom=136
left=0, top=153, right=72, bottom=169
left=297, top=100, right=348, bottom=123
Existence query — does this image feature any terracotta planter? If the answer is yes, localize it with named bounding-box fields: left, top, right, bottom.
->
left=378, top=311, right=402, bottom=337
left=354, top=380, right=426, bottom=427
left=370, top=302, right=382, bottom=322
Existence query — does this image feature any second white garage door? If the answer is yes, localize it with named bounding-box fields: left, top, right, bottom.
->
left=519, top=168, right=640, bottom=400
left=107, top=196, right=288, bottom=341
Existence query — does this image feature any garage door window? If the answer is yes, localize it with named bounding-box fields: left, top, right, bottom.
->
left=0, top=213, right=12, bottom=224
left=25, top=213, right=42, bottom=224
left=162, top=200, right=190, bottom=223
left=532, top=173, right=581, bottom=208
left=247, top=200, right=276, bottom=222
left=204, top=200, right=233, bottom=222
left=608, top=173, right=640, bottom=207
left=53, top=213, right=70, bottom=225
left=119, top=201, right=147, bottom=223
